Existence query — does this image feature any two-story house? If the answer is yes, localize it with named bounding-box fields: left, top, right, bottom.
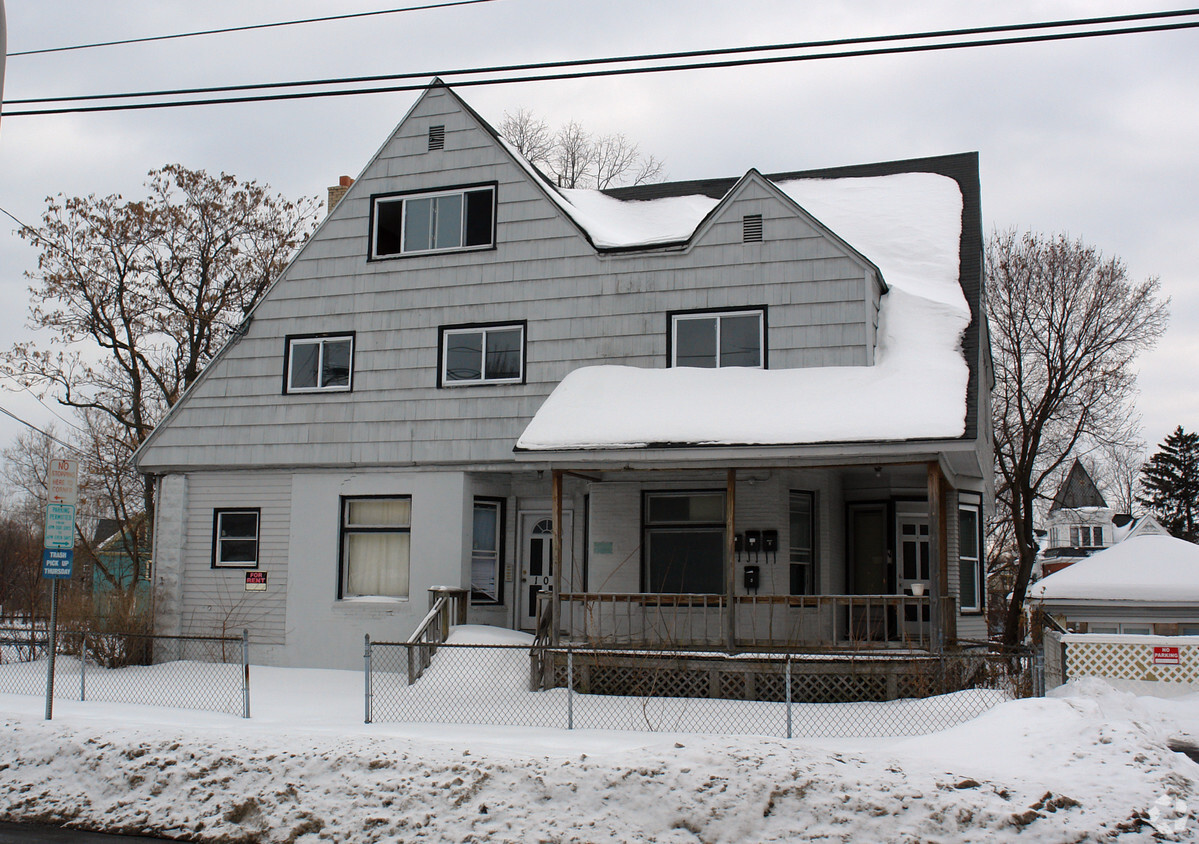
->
left=135, top=80, right=992, bottom=669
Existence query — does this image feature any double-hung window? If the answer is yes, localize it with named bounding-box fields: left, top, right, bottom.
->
left=643, top=491, right=726, bottom=594
left=339, top=497, right=411, bottom=599
left=789, top=491, right=816, bottom=595
left=1069, top=525, right=1103, bottom=547
left=371, top=184, right=496, bottom=257
left=471, top=498, right=504, bottom=604
left=212, top=509, right=260, bottom=569
left=285, top=334, right=353, bottom=393
left=440, top=322, right=525, bottom=386
left=958, top=499, right=983, bottom=612
left=670, top=308, right=765, bottom=368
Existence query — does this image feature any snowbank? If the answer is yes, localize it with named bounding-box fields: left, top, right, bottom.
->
left=0, top=663, right=1195, bottom=841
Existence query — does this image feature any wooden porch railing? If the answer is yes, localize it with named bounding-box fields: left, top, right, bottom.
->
left=542, top=592, right=955, bottom=652
left=404, top=586, right=469, bottom=684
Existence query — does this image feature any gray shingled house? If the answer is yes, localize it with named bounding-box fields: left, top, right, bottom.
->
left=134, top=80, right=992, bottom=670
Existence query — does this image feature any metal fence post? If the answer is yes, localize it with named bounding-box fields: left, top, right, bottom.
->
left=785, top=655, right=792, bottom=740
left=364, top=634, right=373, bottom=724
left=241, top=629, right=251, bottom=719
left=79, top=631, right=87, bottom=702
left=1034, top=648, right=1045, bottom=698
left=567, top=646, right=574, bottom=731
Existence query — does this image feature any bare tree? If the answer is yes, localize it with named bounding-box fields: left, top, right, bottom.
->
left=498, top=108, right=552, bottom=169
left=1091, top=439, right=1145, bottom=516
left=550, top=120, right=594, bottom=189
left=499, top=110, right=667, bottom=189
left=2, top=165, right=319, bottom=598
left=988, top=229, right=1168, bottom=646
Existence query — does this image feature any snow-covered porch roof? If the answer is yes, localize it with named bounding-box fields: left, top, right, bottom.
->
left=516, top=168, right=971, bottom=455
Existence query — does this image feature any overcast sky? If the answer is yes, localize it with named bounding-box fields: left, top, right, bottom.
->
left=1, top=0, right=1196, bottom=469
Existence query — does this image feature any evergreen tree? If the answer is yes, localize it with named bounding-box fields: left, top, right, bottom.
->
left=1138, top=426, right=1199, bottom=542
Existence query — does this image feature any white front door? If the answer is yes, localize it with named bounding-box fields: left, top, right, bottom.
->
left=896, top=512, right=931, bottom=633
left=518, top=511, right=572, bottom=631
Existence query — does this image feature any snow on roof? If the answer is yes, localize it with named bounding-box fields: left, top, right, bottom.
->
left=1034, top=534, right=1199, bottom=603
left=557, top=188, right=720, bottom=248
left=517, top=173, right=969, bottom=451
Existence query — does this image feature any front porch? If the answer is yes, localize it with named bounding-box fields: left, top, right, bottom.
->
left=521, top=457, right=984, bottom=654
left=541, top=592, right=953, bottom=652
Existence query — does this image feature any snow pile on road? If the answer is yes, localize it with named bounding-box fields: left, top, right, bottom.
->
left=0, top=664, right=1195, bottom=841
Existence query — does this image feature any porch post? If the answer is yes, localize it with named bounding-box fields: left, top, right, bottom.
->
left=725, top=468, right=736, bottom=652
left=552, top=468, right=563, bottom=647
left=927, top=462, right=945, bottom=653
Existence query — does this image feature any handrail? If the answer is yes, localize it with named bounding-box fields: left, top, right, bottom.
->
left=403, top=586, right=470, bottom=684
left=555, top=592, right=951, bottom=652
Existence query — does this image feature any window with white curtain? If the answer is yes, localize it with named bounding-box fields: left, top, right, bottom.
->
left=340, top=497, right=411, bottom=598
left=471, top=498, right=504, bottom=604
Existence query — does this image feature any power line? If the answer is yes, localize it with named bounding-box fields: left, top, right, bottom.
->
left=0, top=376, right=87, bottom=437
left=5, top=15, right=1198, bottom=118
left=10, top=8, right=1198, bottom=107
left=5, top=0, right=506, bottom=58
left=0, top=404, right=86, bottom=459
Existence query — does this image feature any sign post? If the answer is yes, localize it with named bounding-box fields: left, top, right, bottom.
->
left=43, top=458, right=78, bottom=721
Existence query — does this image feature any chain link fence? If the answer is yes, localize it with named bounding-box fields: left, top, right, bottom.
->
left=366, top=639, right=1035, bottom=737
left=0, top=626, right=249, bottom=717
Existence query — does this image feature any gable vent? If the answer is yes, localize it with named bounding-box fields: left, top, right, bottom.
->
left=743, top=214, right=763, bottom=242
left=428, top=125, right=445, bottom=151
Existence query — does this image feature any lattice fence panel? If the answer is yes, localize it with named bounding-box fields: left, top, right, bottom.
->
left=1064, top=638, right=1199, bottom=684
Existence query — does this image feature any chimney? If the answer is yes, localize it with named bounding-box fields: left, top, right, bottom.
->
left=326, top=175, right=353, bottom=216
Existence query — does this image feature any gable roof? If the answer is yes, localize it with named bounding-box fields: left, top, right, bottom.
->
left=1051, top=459, right=1108, bottom=511
left=517, top=164, right=972, bottom=452
left=134, top=80, right=986, bottom=470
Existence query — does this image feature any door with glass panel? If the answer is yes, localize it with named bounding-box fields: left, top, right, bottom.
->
left=896, top=506, right=931, bottom=636
left=518, top=511, right=572, bottom=631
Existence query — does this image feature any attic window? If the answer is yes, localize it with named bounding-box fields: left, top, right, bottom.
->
left=371, top=184, right=496, bottom=257
left=743, top=214, right=763, bottom=243
left=428, top=125, right=445, bottom=151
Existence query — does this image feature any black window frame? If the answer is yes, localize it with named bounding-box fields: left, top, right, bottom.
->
left=789, top=490, right=817, bottom=596
left=958, top=498, right=984, bottom=613
left=437, top=320, right=527, bottom=387
left=337, top=494, right=413, bottom=600
left=282, top=332, right=355, bottom=394
left=642, top=489, right=726, bottom=595
left=368, top=182, right=497, bottom=260
left=666, top=305, right=768, bottom=369
left=471, top=496, right=506, bottom=605
left=211, top=508, right=261, bottom=569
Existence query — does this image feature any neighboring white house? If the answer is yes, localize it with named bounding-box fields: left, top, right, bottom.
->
left=134, top=80, right=992, bottom=669
left=1035, top=533, right=1199, bottom=636
left=1038, top=459, right=1170, bottom=578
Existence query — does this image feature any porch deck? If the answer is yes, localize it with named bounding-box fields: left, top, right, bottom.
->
left=540, top=592, right=952, bottom=652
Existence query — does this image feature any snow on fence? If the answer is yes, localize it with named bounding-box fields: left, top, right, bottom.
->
left=365, top=640, right=1034, bottom=738
left=0, top=627, right=250, bottom=717
left=1044, top=630, right=1199, bottom=692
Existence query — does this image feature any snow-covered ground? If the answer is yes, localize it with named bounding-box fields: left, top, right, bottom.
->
left=1, top=628, right=1196, bottom=842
